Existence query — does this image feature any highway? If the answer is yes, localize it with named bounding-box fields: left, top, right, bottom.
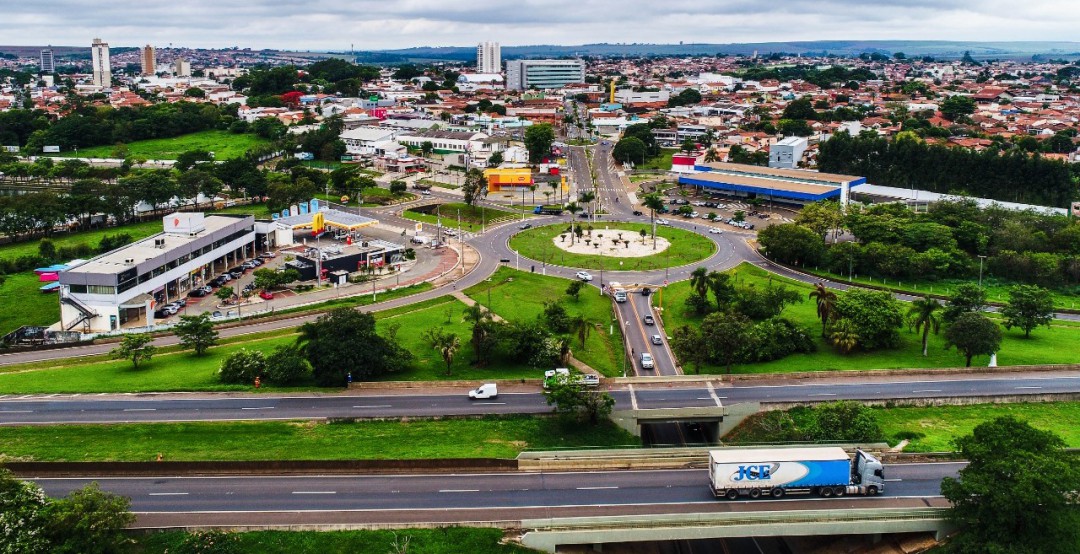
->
left=32, top=463, right=959, bottom=523
left=4, top=371, right=1078, bottom=424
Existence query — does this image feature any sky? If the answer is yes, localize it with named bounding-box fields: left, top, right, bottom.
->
left=3, top=0, right=1079, bottom=51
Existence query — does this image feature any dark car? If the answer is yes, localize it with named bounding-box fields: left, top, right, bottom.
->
left=153, top=309, right=172, bottom=319
left=643, top=314, right=655, bottom=326
left=632, top=210, right=643, bottom=216
left=188, top=288, right=207, bottom=298
left=641, top=287, right=651, bottom=296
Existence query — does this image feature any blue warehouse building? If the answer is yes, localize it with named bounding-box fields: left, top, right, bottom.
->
left=678, top=161, right=866, bottom=206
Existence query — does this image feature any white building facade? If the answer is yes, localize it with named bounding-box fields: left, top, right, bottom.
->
left=476, top=42, right=501, bottom=74
left=506, top=60, right=585, bottom=90
left=91, top=38, right=111, bottom=88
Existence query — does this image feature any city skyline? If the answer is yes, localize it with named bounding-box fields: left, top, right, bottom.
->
left=2, top=0, right=1079, bottom=51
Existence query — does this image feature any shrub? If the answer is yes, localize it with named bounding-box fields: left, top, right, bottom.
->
left=217, top=349, right=266, bottom=384
left=172, top=531, right=242, bottom=554
left=264, top=344, right=310, bottom=385
left=98, top=233, right=133, bottom=253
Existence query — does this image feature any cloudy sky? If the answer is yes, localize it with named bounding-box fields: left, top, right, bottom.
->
left=4, top=0, right=1078, bottom=51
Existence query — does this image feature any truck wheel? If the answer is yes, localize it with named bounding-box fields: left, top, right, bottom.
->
left=867, top=485, right=879, bottom=496
left=771, top=488, right=784, bottom=498
left=725, top=489, right=738, bottom=501
left=820, top=487, right=833, bottom=498
left=748, top=488, right=761, bottom=499
left=833, top=487, right=846, bottom=497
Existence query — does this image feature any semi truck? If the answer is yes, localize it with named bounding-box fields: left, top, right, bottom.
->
left=533, top=205, right=565, bottom=215
left=708, top=446, right=885, bottom=500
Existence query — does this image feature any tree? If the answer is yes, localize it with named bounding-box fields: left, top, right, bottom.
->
left=389, top=180, right=407, bottom=196
left=795, top=200, right=844, bottom=239
left=707, top=271, right=737, bottom=311
left=0, top=468, right=51, bottom=554
left=941, top=417, right=1080, bottom=554
left=781, top=97, right=817, bottom=120
left=611, top=137, right=646, bottom=164
left=810, top=401, right=882, bottom=443
left=689, top=267, right=710, bottom=300
left=940, top=95, right=976, bottom=121
left=833, top=289, right=904, bottom=350
left=570, top=315, right=591, bottom=349
left=701, top=311, right=751, bottom=374
left=943, top=282, right=988, bottom=324
left=523, top=123, right=555, bottom=164
left=808, top=282, right=837, bottom=337
left=44, top=482, right=135, bottom=554
left=173, top=313, right=218, bottom=356
left=565, top=280, right=584, bottom=301
left=545, top=379, right=615, bottom=425
left=218, top=348, right=266, bottom=384
left=641, top=193, right=665, bottom=249
left=828, top=318, right=861, bottom=354
left=264, top=344, right=310, bottom=385
left=671, top=325, right=707, bottom=374
left=109, top=333, right=157, bottom=368
left=487, top=151, right=504, bottom=167
left=422, top=326, right=460, bottom=376
left=215, top=285, right=234, bottom=304
left=944, top=312, right=1003, bottom=367
left=757, top=223, right=826, bottom=266
left=461, top=168, right=487, bottom=206
left=907, top=295, right=942, bottom=356
left=420, top=141, right=433, bottom=157
left=298, top=308, right=411, bottom=385
left=1001, top=284, right=1054, bottom=338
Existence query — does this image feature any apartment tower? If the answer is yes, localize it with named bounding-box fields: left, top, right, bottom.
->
left=140, top=45, right=156, bottom=75
left=476, top=41, right=501, bottom=74
left=91, top=38, right=111, bottom=88
left=40, top=49, right=55, bottom=73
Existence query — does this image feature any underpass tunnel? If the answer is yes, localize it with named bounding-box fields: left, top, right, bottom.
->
left=640, top=420, right=721, bottom=447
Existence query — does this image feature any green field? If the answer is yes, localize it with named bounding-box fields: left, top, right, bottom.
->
left=662, top=263, right=1080, bottom=374
left=0, top=219, right=166, bottom=262
left=55, top=130, right=270, bottom=160
left=136, top=528, right=538, bottom=554
left=403, top=202, right=516, bottom=233
left=0, top=416, right=639, bottom=461
left=509, top=223, right=716, bottom=272
left=0, top=272, right=63, bottom=336
left=637, top=148, right=677, bottom=171
left=464, top=267, right=626, bottom=376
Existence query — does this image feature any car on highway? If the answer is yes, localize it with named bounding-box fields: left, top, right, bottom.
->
left=468, top=383, right=498, bottom=399
left=643, top=314, right=655, bottom=326
left=420, top=190, right=431, bottom=196
left=656, top=218, right=670, bottom=225
left=708, top=227, right=723, bottom=234
left=576, top=271, right=593, bottom=281
left=519, top=223, right=532, bottom=230
left=640, top=352, right=654, bottom=370
left=651, top=334, right=663, bottom=345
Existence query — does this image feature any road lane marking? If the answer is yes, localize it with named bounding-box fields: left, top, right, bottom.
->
left=577, top=486, right=618, bottom=490
left=1016, top=386, right=1042, bottom=389
left=0, top=410, right=33, bottom=413
left=706, top=382, right=723, bottom=407
left=885, top=479, right=903, bottom=482
left=123, top=408, right=156, bottom=412
left=809, top=393, right=837, bottom=396
left=292, top=491, right=336, bottom=494
left=241, top=407, right=275, bottom=410
left=353, top=405, right=392, bottom=409
left=475, top=402, right=506, bottom=405
left=628, top=385, right=639, bottom=410
left=912, top=390, right=942, bottom=393
left=149, top=492, right=188, bottom=496
left=439, top=489, right=480, bottom=493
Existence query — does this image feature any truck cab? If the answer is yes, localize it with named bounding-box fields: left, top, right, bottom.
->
left=852, top=449, right=886, bottom=495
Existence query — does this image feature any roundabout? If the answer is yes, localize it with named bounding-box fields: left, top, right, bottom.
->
left=508, top=222, right=717, bottom=272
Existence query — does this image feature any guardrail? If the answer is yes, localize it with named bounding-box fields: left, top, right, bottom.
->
left=523, top=507, right=951, bottom=532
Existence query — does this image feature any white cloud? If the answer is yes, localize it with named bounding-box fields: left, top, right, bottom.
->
left=1, top=0, right=1078, bottom=50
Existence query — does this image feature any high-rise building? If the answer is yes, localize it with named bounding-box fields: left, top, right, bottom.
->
left=91, top=38, right=111, bottom=88
left=476, top=42, right=501, bottom=74
left=505, top=60, right=585, bottom=90
left=40, top=49, right=54, bottom=74
left=140, top=45, right=156, bottom=76
left=174, top=58, right=191, bottom=77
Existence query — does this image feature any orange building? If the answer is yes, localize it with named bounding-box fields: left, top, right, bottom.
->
left=484, top=168, right=533, bottom=192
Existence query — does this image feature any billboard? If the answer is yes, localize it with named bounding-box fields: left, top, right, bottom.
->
left=1072, top=201, right=1080, bottom=218
left=42, top=146, right=60, bottom=153
left=2, top=146, right=18, bottom=153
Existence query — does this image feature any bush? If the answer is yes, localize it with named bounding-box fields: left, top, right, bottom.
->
left=264, top=344, right=310, bottom=385
left=542, top=301, right=571, bottom=333
left=98, top=233, right=133, bottom=253
left=741, top=317, right=817, bottom=362
left=172, top=531, right=242, bottom=554
left=808, top=401, right=883, bottom=443
left=218, top=349, right=266, bottom=384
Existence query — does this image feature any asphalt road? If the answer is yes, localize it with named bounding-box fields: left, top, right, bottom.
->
left=5, top=371, right=1078, bottom=424
left=32, top=463, right=959, bottom=520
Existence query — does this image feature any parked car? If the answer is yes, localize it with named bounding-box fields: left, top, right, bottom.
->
left=651, top=334, right=663, bottom=345
left=153, top=309, right=172, bottom=319
left=217, top=274, right=232, bottom=283
left=259, top=251, right=277, bottom=259
left=576, top=271, right=593, bottom=282
left=643, top=314, right=655, bottom=326
left=259, top=290, right=273, bottom=300
left=188, top=288, right=208, bottom=298
left=580, top=374, right=601, bottom=387
left=241, top=261, right=258, bottom=269
left=640, top=352, right=654, bottom=370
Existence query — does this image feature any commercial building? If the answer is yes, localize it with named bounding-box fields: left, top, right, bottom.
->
left=58, top=213, right=257, bottom=333
left=476, top=41, right=501, bottom=74
left=339, top=126, right=399, bottom=156
left=769, top=136, right=808, bottom=169
left=140, top=45, right=156, bottom=76
left=91, top=38, right=111, bottom=88
left=174, top=58, right=191, bottom=77
left=678, top=161, right=865, bottom=206
left=506, top=60, right=585, bottom=90
left=396, top=129, right=493, bottom=155
left=484, top=167, right=533, bottom=193
left=39, top=49, right=54, bottom=73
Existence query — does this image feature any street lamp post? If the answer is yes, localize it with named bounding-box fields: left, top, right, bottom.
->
left=978, top=255, right=987, bottom=287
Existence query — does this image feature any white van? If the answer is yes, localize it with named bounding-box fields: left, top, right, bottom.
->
left=468, top=383, right=498, bottom=399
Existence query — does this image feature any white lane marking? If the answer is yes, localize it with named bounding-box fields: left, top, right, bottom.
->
left=706, top=382, right=723, bottom=407
left=577, top=486, right=618, bottom=490
left=123, top=408, right=156, bottom=412
left=292, top=491, right=336, bottom=495
left=912, top=389, right=942, bottom=393
left=884, top=479, right=903, bottom=482
left=353, top=405, right=392, bottom=409
left=475, top=402, right=506, bottom=405
left=628, top=385, right=639, bottom=410
left=241, top=407, right=274, bottom=410
left=809, top=393, right=837, bottom=397
left=1016, top=386, right=1042, bottom=389
left=439, top=489, right=480, bottom=493
left=0, top=410, right=33, bottom=413
left=148, top=492, right=188, bottom=496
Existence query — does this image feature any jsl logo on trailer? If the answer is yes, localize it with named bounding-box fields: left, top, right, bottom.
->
left=734, top=464, right=775, bottom=481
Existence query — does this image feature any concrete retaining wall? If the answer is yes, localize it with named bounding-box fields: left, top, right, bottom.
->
left=2, top=458, right=517, bottom=477
left=759, top=392, right=1080, bottom=411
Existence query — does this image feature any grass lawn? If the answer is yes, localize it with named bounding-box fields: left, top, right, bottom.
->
left=637, top=148, right=677, bottom=171
left=0, top=272, right=62, bottom=336
left=136, top=528, right=538, bottom=554
left=662, top=262, right=1080, bottom=374
left=803, top=267, right=1080, bottom=312
left=0, top=219, right=166, bottom=262
left=509, top=223, right=716, bottom=272
left=55, top=130, right=269, bottom=161
left=464, top=267, right=626, bottom=377
left=0, top=416, right=639, bottom=461
left=403, top=203, right=516, bottom=233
